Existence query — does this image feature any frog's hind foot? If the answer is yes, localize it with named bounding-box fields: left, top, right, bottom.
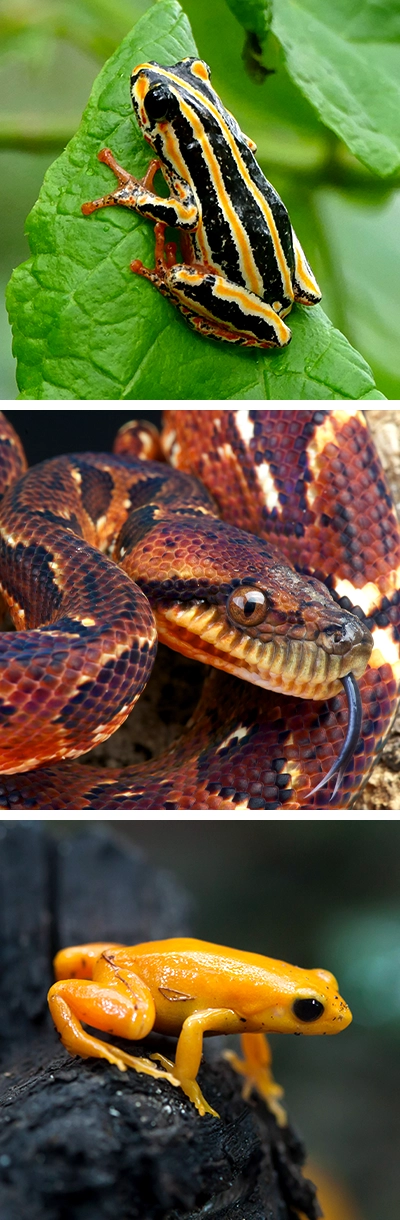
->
left=48, top=989, right=180, bottom=1091
left=105, top=1045, right=181, bottom=1090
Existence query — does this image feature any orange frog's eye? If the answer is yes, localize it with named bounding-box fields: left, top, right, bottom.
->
left=292, top=998, right=324, bottom=1022
left=227, top=587, right=269, bottom=628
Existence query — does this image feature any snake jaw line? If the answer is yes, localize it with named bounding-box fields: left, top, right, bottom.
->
left=155, top=601, right=370, bottom=702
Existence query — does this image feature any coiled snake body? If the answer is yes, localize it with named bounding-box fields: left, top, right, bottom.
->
left=0, top=409, right=398, bottom=810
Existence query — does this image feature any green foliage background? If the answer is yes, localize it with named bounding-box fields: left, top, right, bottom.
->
left=1, top=0, right=399, bottom=398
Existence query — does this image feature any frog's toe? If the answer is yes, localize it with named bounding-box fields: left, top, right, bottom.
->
left=150, top=1050, right=176, bottom=1073
left=111, top=1048, right=179, bottom=1087
left=151, top=1054, right=219, bottom=1117
left=223, top=1049, right=287, bottom=1126
left=178, top=1076, right=219, bottom=1117
left=107, top=1053, right=128, bottom=1072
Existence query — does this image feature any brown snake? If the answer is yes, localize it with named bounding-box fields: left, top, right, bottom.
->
left=0, top=408, right=398, bottom=810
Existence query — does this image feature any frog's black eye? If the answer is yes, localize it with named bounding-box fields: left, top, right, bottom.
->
left=227, top=587, right=268, bottom=628
left=145, top=85, right=178, bottom=123
left=292, top=998, right=324, bottom=1022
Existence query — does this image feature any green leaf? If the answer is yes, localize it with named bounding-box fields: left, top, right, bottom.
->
left=6, top=0, right=384, bottom=399
left=315, top=189, right=400, bottom=399
left=296, top=0, right=400, bottom=44
left=224, top=1, right=274, bottom=84
left=183, top=0, right=327, bottom=141
left=225, top=0, right=272, bottom=42
left=272, top=0, right=400, bottom=177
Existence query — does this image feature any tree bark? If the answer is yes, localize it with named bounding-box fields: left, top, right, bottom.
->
left=0, top=824, right=320, bottom=1220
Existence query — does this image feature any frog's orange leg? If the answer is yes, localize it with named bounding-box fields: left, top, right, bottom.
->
left=151, top=1007, right=239, bottom=1117
left=82, top=148, right=198, bottom=228
left=48, top=949, right=180, bottom=1089
left=224, top=1032, right=287, bottom=1126
left=81, top=151, right=162, bottom=214
left=129, top=232, right=292, bottom=350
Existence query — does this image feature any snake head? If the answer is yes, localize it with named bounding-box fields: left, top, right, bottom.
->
left=128, top=514, right=373, bottom=702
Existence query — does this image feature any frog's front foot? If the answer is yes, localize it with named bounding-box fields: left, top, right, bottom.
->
left=150, top=1052, right=219, bottom=1118
left=82, top=149, right=162, bottom=216
left=224, top=1045, right=287, bottom=1127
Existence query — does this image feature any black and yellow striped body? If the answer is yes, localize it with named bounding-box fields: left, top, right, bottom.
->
left=83, top=58, right=321, bottom=348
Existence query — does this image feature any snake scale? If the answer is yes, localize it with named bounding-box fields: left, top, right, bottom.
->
left=0, top=408, right=398, bottom=811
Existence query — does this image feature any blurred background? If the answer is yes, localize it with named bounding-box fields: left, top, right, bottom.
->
left=1, top=0, right=399, bottom=400
left=4, top=406, right=162, bottom=462
left=49, top=819, right=400, bottom=1220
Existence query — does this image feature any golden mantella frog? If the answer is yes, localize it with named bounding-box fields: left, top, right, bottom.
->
left=82, top=58, right=321, bottom=349
left=48, top=937, right=352, bottom=1123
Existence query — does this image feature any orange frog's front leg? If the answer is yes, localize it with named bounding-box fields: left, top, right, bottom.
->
left=150, top=1006, right=241, bottom=1117
left=224, top=1032, right=287, bottom=1126
left=48, top=943, right=180, bottom=1089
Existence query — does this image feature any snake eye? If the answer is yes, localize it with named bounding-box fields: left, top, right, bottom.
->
left=145, top=84, right=178, bottom=123
left=292, top=998, right=325, bottom=1023
left=227, top=587, right=268, bottom=628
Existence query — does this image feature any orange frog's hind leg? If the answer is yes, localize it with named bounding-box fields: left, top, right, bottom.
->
left=53, top=942, right=123, bottom=980
left=224, top=1032, right=287, bottom=1126
left=48, top=947, right=179, bottom=1089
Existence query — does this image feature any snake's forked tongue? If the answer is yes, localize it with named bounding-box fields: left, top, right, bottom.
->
left=308, top=672, right=362, bottom=802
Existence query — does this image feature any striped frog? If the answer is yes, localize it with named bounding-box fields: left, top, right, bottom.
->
left=82, top=58, right=321, bottom=349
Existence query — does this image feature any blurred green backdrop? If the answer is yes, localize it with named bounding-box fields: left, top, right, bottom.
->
left=51, top=820, right=400, bottom=1220
left=1, top=0, right=399, bottom=399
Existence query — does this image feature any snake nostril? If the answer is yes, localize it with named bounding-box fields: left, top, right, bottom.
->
left=322, top=624, right=343, bottom=643
left=319, top=616, right=373, bottom=655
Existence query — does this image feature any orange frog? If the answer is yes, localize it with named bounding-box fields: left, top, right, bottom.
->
left=48, top=937, right=352, bottom=1123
